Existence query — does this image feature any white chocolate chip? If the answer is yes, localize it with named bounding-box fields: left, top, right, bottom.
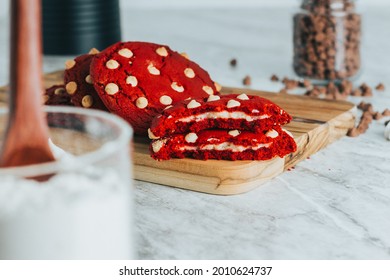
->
left=202, top=85, right=214, bottom=95
left=88, top=48, right=100, bottom=55
left=81, top=95, right=93, bottom=108
left=237, top=93, right=250, bottom=100
left=159, top=95, right=172, bottom=105
left=171, top=82, right=184, bottom=92
left=228, top=130, right=240, bottom=137
left=184, top=68, right=195, bottom=78
left=126, top=75, right=138, bottom=87
left=266, top=129, right=279, bottom=139
left=65, top=59, right=76, bottom=70
left=164, top=105, right=173, bottom=110
left=156, top=47, right=168, bottom=57
left=252, top=109, right=260, bottom=113
left=185, top=132, right=198, bottom=143
left=152, top=140, right=165, bottom=153
left=148, top=128, right=159, bottom=140
left=105, top=83, right=119, bottom=95
left=106, top=59, right=120, bottom=69
left=147, top=64, right=160, bottom=75
left=118, top=48, right=133, bottom=58
left=207, top=95, right=220, bottom=102
left=54, top=87, right=65, bottom=95
left=227, top=99, right=241, bottom=108
left=187, top=100, right=201, bottom=109
left=214, top=82, right=222, bottom=92
left=283, top=129, right=294, bottom=138
left=136, top=97, right=148, bottom=109
left=85, top=75, right=93, bottom=84
left=65, top=81, right=77, bottom=95
left=180, top=52, right=189, bottom=59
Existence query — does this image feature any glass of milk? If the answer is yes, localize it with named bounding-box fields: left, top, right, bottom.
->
left=0, top=106, right=134, bottom=259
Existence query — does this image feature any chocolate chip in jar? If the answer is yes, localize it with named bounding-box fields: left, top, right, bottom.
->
left=293, top=0, right=361, bottom=81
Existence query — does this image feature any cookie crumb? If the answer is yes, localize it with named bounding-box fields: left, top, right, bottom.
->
left=230, top=58, right=237, bottom=67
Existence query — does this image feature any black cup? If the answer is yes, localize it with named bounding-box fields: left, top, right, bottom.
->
left=42, top=0, right=121, bottom=55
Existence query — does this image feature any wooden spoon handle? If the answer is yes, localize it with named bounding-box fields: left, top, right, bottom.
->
left=0, top=0, right=54, bottom=168
left=10, top=0, right=43, bottom=115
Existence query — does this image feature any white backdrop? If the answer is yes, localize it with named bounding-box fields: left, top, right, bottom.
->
left=0, top=0, right=389, bottom=16
left=0, top=0, right=387, bottom=30
left=121, top=0, right=389, bottom=9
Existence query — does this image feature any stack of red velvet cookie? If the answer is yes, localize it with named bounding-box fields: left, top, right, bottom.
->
left=44, top=41, right=296, bottom=161
left=148, top=93, right=296, bottom=161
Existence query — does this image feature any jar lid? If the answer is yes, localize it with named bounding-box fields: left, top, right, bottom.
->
left=301, top=0, right=355, bottom=14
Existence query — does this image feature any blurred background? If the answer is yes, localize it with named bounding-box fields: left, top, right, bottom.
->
left=0, top=0, right=389, bottom=89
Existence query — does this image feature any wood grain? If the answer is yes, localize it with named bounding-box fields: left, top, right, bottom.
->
left=0, top=71, right=356, bottom=194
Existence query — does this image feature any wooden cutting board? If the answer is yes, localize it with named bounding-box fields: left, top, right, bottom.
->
left=0, top=71, right=356, bottom=195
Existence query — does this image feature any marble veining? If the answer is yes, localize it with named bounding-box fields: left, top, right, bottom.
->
left=0, top=5, right=390, bottom=259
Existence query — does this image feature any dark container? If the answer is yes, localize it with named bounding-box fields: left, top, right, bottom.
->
left=42, top=0, right=122, bottom=55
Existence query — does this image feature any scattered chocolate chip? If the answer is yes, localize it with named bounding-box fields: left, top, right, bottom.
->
left=382, top=109, right=390, bottom=116
left=230, top=58, right=237, bottom=67
left=360, top=83, right=373, bottom=97
left=373, top=112, right=383, bottom=120
left=270, top=74, right=279, bottom=82
left=351, top=88, right=362, bottom=96
left=375, top=83, right=385, bottom=91
left=357, top=101, right=374, bottom=114
left=242, top=75, right=251, bottom=86
left=282, top=77, right=299, bottom=90
left=347, top=128, right=360, bottom=137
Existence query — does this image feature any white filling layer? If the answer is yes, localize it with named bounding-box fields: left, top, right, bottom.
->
left=177, top=111, right=270, bottom=123
left=179, top=142, right=272, bottom=152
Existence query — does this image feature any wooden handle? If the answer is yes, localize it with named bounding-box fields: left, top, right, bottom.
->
left=10, top=0, right=42, bottom=117
left=0, top=0, right=54, bottom=168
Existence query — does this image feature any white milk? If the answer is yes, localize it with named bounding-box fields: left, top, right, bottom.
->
left=0, top=166, right=134, bottom=260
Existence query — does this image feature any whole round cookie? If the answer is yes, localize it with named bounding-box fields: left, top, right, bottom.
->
left=64, top=48, right=108, bottom=111
left=90, top=41, right=218, bottom=135
left=43, top=85, right=73, bottom=106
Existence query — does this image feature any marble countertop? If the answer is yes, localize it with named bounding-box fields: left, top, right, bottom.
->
left=1, top=5, right=390, bottom=260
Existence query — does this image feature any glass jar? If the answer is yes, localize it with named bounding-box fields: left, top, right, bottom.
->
left=0, top=106, right=134, bottom=259
left=293, top=0, right=361, bottom=81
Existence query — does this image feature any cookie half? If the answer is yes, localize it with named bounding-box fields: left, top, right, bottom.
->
left=64, top=49, right=108, bottom=111
left=150, top=127, right=296, bottom=161
left=148, top=93, right=292, bottom=139
left=90, top=41, right=218, bottom=135
left=43, top=85, right=72, bottom=106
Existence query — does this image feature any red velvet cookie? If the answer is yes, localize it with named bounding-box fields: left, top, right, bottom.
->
left=150, top=127, right=297, bottom=161
left=64, top=48, right=108, bottom=111
left=43, top=85, right=73, bottom=106
left=90, top=41, right=218, bottom=135
left=148, top=93, right=292, bottom=139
